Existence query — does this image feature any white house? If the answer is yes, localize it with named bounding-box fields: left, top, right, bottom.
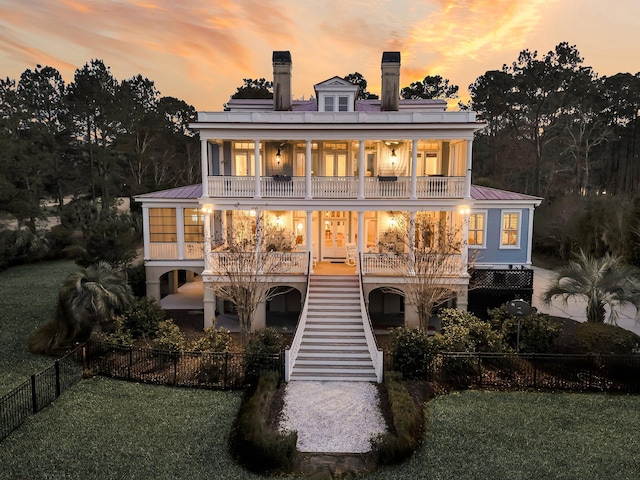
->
left=135, top=51, right=542, bottom=382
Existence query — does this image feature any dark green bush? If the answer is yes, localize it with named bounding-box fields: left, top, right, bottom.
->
left=94, top=316, right=134, bottom=346
left=244, top=328, right=283, bottom=381
left=230, top=372, right=297, bottom=474
left=123, top=297, right=167, bottom=339
left=190, top=326, right=231, bottom=352
left=125, top=263, right=147, bottom=298
left=153, top=319, right=185, bottom=352
left=488, top=304, right=563, bottom=353
left=576, top=322, right=640, bottom=354
left=435, top=308, right=504, bottom=353
left=373, top=372, right=423, bottom=465
left=389, top=327, right=435, bottom=380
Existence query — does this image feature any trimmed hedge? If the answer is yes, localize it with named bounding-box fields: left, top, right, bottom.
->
left=373, top=372, right=423, bottom=465
left=229, top=372, right=297, bottom=474
left=576, top=322, right=640, bottom=354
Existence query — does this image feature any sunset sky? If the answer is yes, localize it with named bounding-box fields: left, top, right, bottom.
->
left=1, top=0, right=639, bottom=111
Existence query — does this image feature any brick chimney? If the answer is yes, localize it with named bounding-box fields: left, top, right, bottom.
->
left=272, top=51, right=292, bottom=111
left=381, top=51, right=400, bottom=111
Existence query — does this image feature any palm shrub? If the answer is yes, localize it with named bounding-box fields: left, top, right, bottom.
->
left=488, top=304, right=562, bottom=353
left=29, top=261, right=134, bottom=353
left=543, top=250, right=640, bottom=324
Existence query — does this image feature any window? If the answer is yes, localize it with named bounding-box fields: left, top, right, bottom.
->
left=324, top=96, right=334, bottom=111
left=501, top=211, right=520, bottom=248
left=468, top=212, right=486, bottom=247
left=149, top=208, right=176, bottom=242
left=338, top=96, right=349, bottom=111
left=184, top=208, right=204, bottom=243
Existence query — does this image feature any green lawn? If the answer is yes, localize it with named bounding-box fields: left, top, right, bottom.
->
left=2, top=382, right=638, bottom=480
left=0, top=260, right=78, bottom=394
left=370, top=390, right=640, bottom=480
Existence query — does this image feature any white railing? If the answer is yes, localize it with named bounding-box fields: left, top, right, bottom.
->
left=148, top=243, right=178, bottom=259
left=284, top=253, right=312, bottom=382
left=207, top=175, right=465, bottom=199
left=361, top=252, right=464, bottom=276
left=207, top=251, right=308, bottom=274
left=358, top=254, right=384, bottom=382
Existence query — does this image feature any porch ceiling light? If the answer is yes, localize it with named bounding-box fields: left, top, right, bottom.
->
left=390, top=148, right=396, bottom=166
left=276, top=147, right=282, bottom=165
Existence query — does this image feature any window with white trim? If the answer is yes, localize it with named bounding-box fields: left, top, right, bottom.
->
left=468, top=212, right=486, bottom=247
left=320, top=95, right=352, bottom=112
left=500, top=211, right=521, bottom=248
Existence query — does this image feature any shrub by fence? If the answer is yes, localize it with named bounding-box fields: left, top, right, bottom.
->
left=85, top=339, right=282, bottom=389
left=1, top=346, right=83, bottom=442
left=387, top=352, right=640, bottom=393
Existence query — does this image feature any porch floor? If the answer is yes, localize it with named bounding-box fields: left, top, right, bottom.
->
left=313, top=261, right=356, bottom=276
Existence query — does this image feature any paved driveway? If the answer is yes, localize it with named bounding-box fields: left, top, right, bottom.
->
left=532, top=266, right=640, bottom=336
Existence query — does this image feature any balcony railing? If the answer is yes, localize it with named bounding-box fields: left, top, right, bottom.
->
left=148, top=243, right=204, bottom=260
left=207, top=175, right=465, bottom=199
left=206, top=252, right=308, bottom=275
left=361, top=252, right=464, bottom=276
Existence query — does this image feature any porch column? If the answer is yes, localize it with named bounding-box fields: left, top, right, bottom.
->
left=203, top=208, right=212, bottom=273
left=357, top=211, right=364, bottom=274
left=176, top=207, right=185, bottom=260
left=254, top=139, right=261, bottom=199
left=358, top=140, right=365, bottom=200
left=252, top=301, right=266, bottom=330
left=456, top=288, right=469, bottom=312
left=305, top=140, right=312, bottom=199
left=203, top=287, right=215, bottom=329
left=142, top=205, right=150, bottom=260
left=201, top=139, right=209, bottom=198
left=409, top=211, right=416, bottom=274
left=465, top=139, right=473, bottom=198
left=306, top=210, right=314, bottom=274
left=461, top=208, right=470, bottom=276
left=526, top=206, right=535, bottom=266
left=410, top=140, right=418, bottom=200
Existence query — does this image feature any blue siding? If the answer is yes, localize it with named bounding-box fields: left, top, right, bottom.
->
left=471, top=207, right=530, bottom=265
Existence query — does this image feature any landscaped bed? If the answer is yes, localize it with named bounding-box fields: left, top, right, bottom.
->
left=2, top=379, right=639, bottom=480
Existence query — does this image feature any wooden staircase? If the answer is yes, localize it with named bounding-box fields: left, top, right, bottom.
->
left=289, top=275, right=378, bottom=382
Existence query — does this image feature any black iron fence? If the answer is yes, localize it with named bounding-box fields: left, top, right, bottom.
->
left=386, top=352, right=640, bottom=393
left=1, top=347, right=83, bottom=442
left=85, top=340, right=282, bottom=389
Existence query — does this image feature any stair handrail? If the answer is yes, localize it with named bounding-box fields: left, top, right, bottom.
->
left=284, top=252, right=312, bottom=381
left=358, top=252, right=384, bottom=382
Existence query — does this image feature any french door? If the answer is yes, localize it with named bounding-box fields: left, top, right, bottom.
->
left=322, top=211, right=348, bottom=259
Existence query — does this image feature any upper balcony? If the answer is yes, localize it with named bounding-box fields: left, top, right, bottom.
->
left=207, top=175, right=465, bottom=200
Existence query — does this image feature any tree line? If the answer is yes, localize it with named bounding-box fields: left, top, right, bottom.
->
left=0, top=60, right=200, bottom=232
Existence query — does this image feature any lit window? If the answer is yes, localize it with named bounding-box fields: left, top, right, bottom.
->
left=184, top=208, right=204, bottom=243
left=468, top=212, right=485, bottom=247
left=501, top=211, right=520, bottom=247
left=149, top=208, right=176, bottom=242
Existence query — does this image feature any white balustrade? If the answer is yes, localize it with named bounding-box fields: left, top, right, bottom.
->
left=184, top=243, right=204, bottom=259
left=207, top=175, right=465, bottom=199
left=361, top=253, right=463, bottom=275
left=207, top=251, right=308, bottom=274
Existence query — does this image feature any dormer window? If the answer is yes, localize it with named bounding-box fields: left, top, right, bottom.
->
left=314, top=76, right=359, bottom=112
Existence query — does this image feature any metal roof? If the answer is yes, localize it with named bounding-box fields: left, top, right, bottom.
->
left=471, top=185, right=542, bottom=202
left=135, top=183, right=541, bottom=204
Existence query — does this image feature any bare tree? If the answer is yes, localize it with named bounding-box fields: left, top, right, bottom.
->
left=381, top=211, right=471, bottom=331
left=207, top=211, right=294, bottom=346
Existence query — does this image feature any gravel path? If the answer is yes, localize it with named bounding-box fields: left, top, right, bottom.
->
left=279, top=381, right=387, bottom=453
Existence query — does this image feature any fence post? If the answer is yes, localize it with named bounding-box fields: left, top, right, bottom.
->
left=31, top=375, right=38, bottom=414
left=532, top=353, right=537, bottom=389
left=173, top=354, right=178, bottom=386
left=224, top=352, right=229, bottom=389
left=55, top=360, right=61, bottom=398
left=477, top=355, right=482, bottom=387
left=128, top=346, right=133, bottom=381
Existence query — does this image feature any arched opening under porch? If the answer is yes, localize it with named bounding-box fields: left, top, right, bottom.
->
left=368, top=287, right=405, bottom=330
left=266, top=286, right=302, bottom=332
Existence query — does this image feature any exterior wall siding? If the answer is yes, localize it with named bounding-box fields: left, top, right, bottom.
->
left=470, top=207, right=531, bottom=266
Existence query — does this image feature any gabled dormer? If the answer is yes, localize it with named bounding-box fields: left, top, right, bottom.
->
left=314, top=77, right=359, bottom=112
